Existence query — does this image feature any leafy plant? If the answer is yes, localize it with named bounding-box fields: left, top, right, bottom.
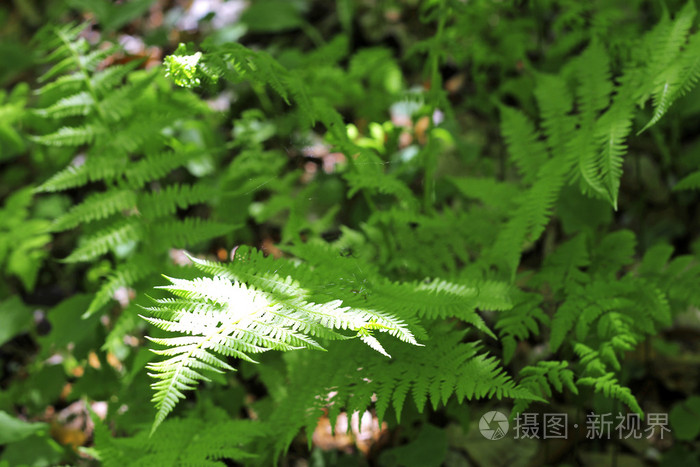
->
left=2, top=1, right=700, bottom=465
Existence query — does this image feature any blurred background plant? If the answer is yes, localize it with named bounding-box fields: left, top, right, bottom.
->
left=0, top=1, right=699, bottom=466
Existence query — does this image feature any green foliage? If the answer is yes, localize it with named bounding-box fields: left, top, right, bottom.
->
left=92, top=404, right=265, bottom=465
left=669, top=395, right=700, bottom=440
left=0, top=411, right=48, bottom=444
left=0, top=188, right=51, bottom=291
left=0, top=84, right=29, bottom=161
left=3, top=1, right=700, bottom=465
left=163, top=44, right=204, bottom=89
left=30, top=24, right=235, bottom=318
left=144, top=250, right=420, bottom=432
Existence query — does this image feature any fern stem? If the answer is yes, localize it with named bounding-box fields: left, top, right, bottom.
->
left=422, top=1, right=447, bottom=214
left=421, top=137, right=438, bottom=214
left=252, top=83, right=274, bottom=114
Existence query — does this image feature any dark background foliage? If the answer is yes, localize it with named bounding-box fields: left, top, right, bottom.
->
left=1, top=1, right=699, bottom=466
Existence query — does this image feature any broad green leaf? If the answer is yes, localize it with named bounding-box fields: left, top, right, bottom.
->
left=0, top=411, right=47, bottom=444
left=0, top=297, right=32, bottom=347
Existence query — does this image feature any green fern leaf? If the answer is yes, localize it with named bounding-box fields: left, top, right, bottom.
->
left=34, top=164, right=89, bottom=193
left=93, top=406, right=265, bottom=466
left=52, top=189, right=136, bottom=231
left=489, top=155, right=569, bottom=277
left=513, top=360, right=578, bottom=414
left=499, top=106, right=548, bottom=184
left=591, top=103, right=634, bottom=208
left=34, top=72, right=83, bottom=99
left=84, top=257, right=156, bottom=318
left=31, top=124, right=103, bottom=147
left=63, top=219, right=142, bottom=263
left=638, top=1, right=698, bottom=132
left=144, top=271, right=420, bottom=432
left=147, top=218, right=236, bottom=248
left=574, top=41, right=613, bottom=122
left=123, top=148, right=205, bottom=188
left=33, top=91, right=94, bottom=119
left=138, top=183, right=217, bottom=219
left=578, top=372, right=642, bottom=416
left=673, top=170, right=700, bottom=190
left=534, top=73, right=575, bottom=155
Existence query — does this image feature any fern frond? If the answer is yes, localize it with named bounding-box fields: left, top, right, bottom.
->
left=590, top=229, right=636, bottom=275
left=534, top=72, right=575, bottom=155
left=496, top=293, right=548, bottom=363
left=265, top=325, right=540, bottom=456
left=144, top=271, right=420, bottom=432
left=343, top=149, right=418, bottom=206
left=35, top=23, right=86, bottom=54
left=550, top=299, right=581, bottom=352
left=572, top=41, right=625, bottom=206
left=574, top=291, right=636, bottom=343
left=638, top=243, right=674, bottom=275
left=92, top=60, right=142, bottom=95
left=578, top=373, right=642, bottom=416
left=34, top=164, right=89, bottom=193
left=188, top=248, right=420, bottom=345
left=282, top=238, right=506, bottom=337
left=629, top=279, right=672, bottom=327
left=447, top=176, right=521, bottom=213
left=488, top=155, right=569, bottom=277
left=33, top=91, right=94, bottom=119
left=147, top=218, right=235, bottom=248
left=356, top=208, right=483, bottom=277
left=206, top=42, right=292, bottom=103
left=643, top=1, right=696, bottom=86
left=98, top=69, right=158, bottom=122
left=39, top=53, right=83, bottom=84
left=549, top=278, right=655, bottom=353
left=52, top=189, right=136, bottom=231
left=40, top=36, right=117, bottom=84
left=33, top=72, right=83, bottom=99
left=590, top=102, right=634, bottom=208
left=63, top=220, right=142, bottom=263
left=574, top=41, right=613, bottom=122
left=638, top=1, right=699, bottom=132
left=574, top=343, right=642, bottom=415
left=108, top=114, right=171, bottom=153
left=673, top=170, right=700, bottom=190
left=513, top=360, right=578, bottom=414
left=186, top=248, right=307, bottom=298
left=85, top=257, right=156, bottom=318
left=372, top=278, right=510, bottom=337
left=30, top=124, right=103, bottom=147
left=123, top=148, right=205, bottom=188
left=499, top=106, right=548, bottom=183
left=137, top=183, right=217, bottom=219
left=93, top=406, right=265, bottom=466
left=533, top=234, right=589, bottom=292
